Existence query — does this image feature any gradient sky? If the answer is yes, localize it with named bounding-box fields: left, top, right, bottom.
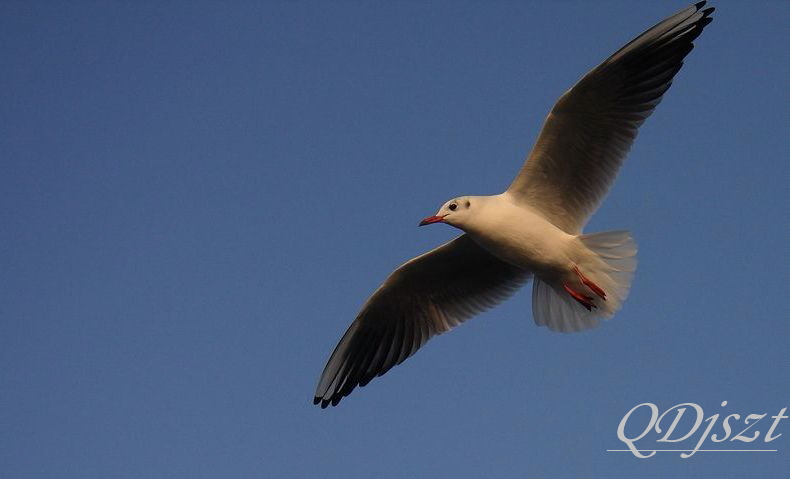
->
left=2, top=1, right=788, bottom=478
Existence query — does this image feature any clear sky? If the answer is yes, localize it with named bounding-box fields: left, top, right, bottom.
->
left=2, top=1, right=788, bottom=478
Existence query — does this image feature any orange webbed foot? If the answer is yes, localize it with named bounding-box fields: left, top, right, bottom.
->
left=563, top=283, right=597, bottom=311
left=573, top=265, right=606, bottom=301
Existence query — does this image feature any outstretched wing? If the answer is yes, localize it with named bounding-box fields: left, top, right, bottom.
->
left=507, top=2, right=714, bottom=233
left=314, top=235, right=530, bottom=408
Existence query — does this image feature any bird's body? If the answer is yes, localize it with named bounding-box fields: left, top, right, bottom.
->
left=314, top=2, right=714, bottom=408
left=460, top=194, right=574, bottom=277
left=441, top=193, right=634, bottom=321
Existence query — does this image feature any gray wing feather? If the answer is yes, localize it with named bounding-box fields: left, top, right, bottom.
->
left=507, top=2, right=714, bottom=233
left=314, top=235, right=530, bottom=408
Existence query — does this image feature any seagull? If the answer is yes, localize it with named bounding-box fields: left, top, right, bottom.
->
left=314, top=2, right=714, bottom=408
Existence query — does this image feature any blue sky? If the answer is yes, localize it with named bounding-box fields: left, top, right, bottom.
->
left=2, top=1, right=788, bottom=477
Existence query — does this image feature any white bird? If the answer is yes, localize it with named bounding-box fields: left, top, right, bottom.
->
left=315, top=2, right=714, bottom=408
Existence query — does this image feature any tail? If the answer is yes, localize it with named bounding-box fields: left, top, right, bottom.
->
left=532, top=231, right=637, bottom=333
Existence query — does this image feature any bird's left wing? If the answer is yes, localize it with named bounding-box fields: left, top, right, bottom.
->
left=314, top=234, right=530, bottom=408
left=507, top=2, right=714, bottom=233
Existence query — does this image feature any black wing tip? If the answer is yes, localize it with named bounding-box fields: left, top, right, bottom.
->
left=692, top=3, right=715, bottom=31
left=694, top=0, right=715, bottom=13
left=314, top=391, right=351, bottom=408
left=697, top=2, right=715, bottom=19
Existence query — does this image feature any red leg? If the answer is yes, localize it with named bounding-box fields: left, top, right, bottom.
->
left=573, top=265, right=606, bottom=301
left=563, top=283, right=596, bottom=311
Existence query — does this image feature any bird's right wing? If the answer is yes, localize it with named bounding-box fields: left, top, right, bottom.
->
left=314, top=234, right=530, bottom=408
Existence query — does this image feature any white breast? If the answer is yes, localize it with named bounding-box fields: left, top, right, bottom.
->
left=462, top=195, right=576, bottom=276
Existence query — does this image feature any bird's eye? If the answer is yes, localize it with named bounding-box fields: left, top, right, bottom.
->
left=448, top=203, right=457, bottom=211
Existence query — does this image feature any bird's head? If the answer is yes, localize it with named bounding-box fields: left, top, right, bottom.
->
left=419, top=196, right=474, bottom=228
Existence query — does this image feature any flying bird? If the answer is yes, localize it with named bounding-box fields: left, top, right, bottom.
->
left=315, top=2, right=714, bottom=408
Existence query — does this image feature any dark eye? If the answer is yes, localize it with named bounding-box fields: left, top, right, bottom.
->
left=448, top=203, right=457, bottom=211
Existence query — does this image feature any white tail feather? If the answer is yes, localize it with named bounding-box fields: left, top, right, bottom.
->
left=532, top=231, right=637, bottom=333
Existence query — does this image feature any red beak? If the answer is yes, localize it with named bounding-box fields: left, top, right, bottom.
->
left=419, top=215, right=446, bottom=226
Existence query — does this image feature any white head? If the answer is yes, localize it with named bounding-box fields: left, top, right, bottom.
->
left=419, top=196, right=476, bottom=229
